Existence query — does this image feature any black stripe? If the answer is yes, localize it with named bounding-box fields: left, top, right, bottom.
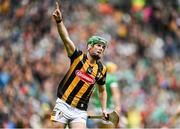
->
left=95, top=61, right=103, bottom=81
left=58, top=64, right=82, bottom=98
left=76, top=84, right=94, bottom=110
left=70, top=50, right=82, bottom=64
left=57, top=73, right=68, bottom=97
left=66, top=80, right=85, bottom=104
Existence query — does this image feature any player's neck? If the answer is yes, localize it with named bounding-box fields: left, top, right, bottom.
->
left=87, top=53, right=96, bottom=64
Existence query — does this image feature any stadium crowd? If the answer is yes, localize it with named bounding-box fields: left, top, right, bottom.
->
left=0, top=0, right=180, bottom=128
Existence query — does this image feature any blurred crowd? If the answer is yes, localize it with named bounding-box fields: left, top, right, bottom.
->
left=0, top=0, right=180, bottom=128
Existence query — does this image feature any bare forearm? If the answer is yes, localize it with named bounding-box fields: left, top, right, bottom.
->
left=111, top=86, right=121, bottom=113
left=99, top=87, right=107, bottom=112
left=113, top=91, right=121, bottom=113
left=56, top=22, right=70, bottom=41
left=56, top=22, right=75, bottom=56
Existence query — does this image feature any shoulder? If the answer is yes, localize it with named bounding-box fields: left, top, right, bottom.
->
left=69, top=48, right=83, bottom=59
left=97, top=61, right=107, bottom=72
left=74, top=48, right=83, bottom=55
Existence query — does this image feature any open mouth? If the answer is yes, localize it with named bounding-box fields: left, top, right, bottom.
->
left=97, top=51, right=101, bottom=54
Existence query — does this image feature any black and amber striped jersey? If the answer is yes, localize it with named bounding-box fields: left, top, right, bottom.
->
left=57, top=49, right=107, bottom=111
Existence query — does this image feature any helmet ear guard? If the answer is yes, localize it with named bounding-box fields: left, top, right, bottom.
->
left=87, top=36, right=108, bottom=46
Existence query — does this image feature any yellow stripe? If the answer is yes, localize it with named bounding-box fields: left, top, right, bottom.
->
left=62, top=54, right=83, bottom=86
left=62, top=76, right=80, bottom=101
left=62, top=60, right=89, bottom=101
left=102, top=64, right=107, bottom=76
left=71, top=63, right=98, bottom=107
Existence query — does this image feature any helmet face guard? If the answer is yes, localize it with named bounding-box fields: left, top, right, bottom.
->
left=87, top=36, right=108, bottom=46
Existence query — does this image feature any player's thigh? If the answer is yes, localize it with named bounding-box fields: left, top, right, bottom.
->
left=69, top=109, right=87, bottom=128
left=51, top=121, right=66, bottom=128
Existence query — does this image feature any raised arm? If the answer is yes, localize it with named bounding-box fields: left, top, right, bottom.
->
left=53, top=2, right=75, bottom=56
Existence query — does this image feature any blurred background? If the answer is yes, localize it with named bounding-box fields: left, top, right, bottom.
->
left=0, top=0, right=180, bottom=128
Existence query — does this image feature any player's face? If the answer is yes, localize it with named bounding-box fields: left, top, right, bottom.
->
left=89, top=43, right=106, bottom=60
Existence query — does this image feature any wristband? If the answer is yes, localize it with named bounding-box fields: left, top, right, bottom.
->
left=56, top=19, right=62, bottom=23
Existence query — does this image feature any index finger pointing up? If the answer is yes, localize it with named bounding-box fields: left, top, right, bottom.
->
left=56, top=2, right=60, bottom=9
